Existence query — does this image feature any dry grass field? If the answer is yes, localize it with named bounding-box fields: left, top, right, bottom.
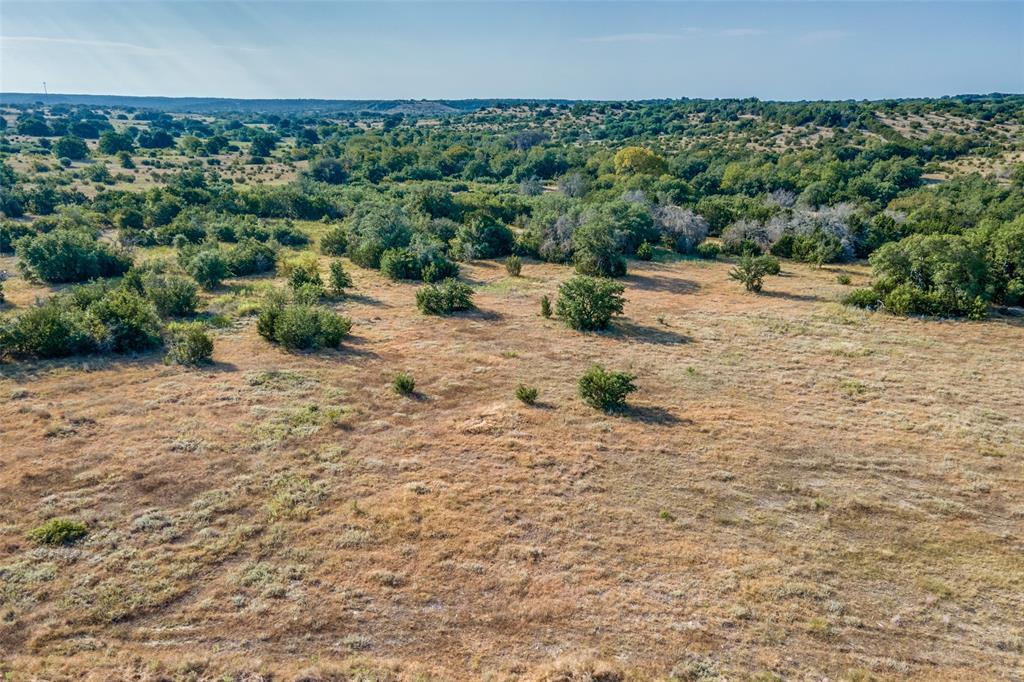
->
left=1, top=256, right=1023, bottom=680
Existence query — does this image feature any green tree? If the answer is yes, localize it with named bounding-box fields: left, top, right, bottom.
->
left=613, top=146, right=667, bottom=176
left=729, top=254, right=780, bottom=293
left=555, top=275, right=625, bottom=330
left=53, top=136, right=89, bottom=161
left=98, top=131, right=134, bottom=155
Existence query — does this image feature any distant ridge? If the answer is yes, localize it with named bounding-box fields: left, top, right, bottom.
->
left=0, top=93, right=574, bottom=115
left=1, top=92, right=1017, bottom=116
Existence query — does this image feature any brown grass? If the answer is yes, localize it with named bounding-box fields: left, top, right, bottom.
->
left=1, top=257, right=1022, bottom=680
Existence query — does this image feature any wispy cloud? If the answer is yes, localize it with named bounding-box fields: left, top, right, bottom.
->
left=580, top=32, right=694, bottom=44
left=800, top=29, right=852, bottom=43
left=719, top=28, right=766, bottom=38
left=581, top=27, right=767, bottom=43
left=0, top=35, right=167, bottom=55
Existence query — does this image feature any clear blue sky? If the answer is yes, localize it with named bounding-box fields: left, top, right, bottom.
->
left=1, top=1, right=1021, bottom=100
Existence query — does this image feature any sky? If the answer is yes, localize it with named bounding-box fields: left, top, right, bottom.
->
left=0, top=1, right=1021, bottom=101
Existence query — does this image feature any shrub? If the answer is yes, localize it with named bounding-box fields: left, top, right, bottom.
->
left=572, top=218, right=627, bottom=277
left=723, top=239, right=764, bottom=257
left=278, top=252, right=322, bottom=286
left=53, top=136, right=89, bottom=161
left=392, top=372, right=416, bottom=395
left=636, top=241, right=654, bottom=261
left=288, top=265, right=323, bottom=291
left=380, top=247, right=423, bottom=280
left=540, top=294, right=552, bottom=318
left=415, top=278, right=474, bottom=315
left=28, top=518, right=88, bottom=545
left=842, top=287, right=881, bottom=309
left=0, top=221, right=34, bottom=254
left=257, top=296, right=351, bottom=350
left=346, top=204, right=412, bottom=268
left=0, top=298, right=99, bottom=358
left=867, top=233, right=990, bottom=318
left=328, top=260, right=352, bottom=295
left=505, top=255, right=523, bottom=277
left=292, top=282, right=325, bottom=305
left=87, top=287, right=162, bottom=352
left=225, top=239, right=276, bottom=276
left=790, top=230, right=843, bottom=266
left=421, top=257, right=460, bottom=283
left=144, top=274, right=199, bottom=317
left=515, top=384, right=538, bottom=405
left=307, top=157, right=348, bottom=184
left=186, top=250, right=229, bottom=289
left=165, top=322, right=213, bottom=365
left=319, top=224, right=348, bottom=256
left=985, top=217, right=1024, bottom=305
left=729, top=254, right=779, bottom=292
left=555, top=276, right=625, bottom=331
left=16, top=230, right=132, bottom=283
left=453, top=216, right=515, bottom=260
left=695, top=241, right=720, bottom=260
left=578, top=365, right=637, bottom=410
left=836, top=274, right=852, bottom=286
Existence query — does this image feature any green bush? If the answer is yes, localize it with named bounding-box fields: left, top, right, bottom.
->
left=0, top=298, right=99, bottom=358
left=28, top=518, right=88, bottom=545
left=986, top=217, right=1024, bottom=305
left=721, top=238, right=764, bottom=257
left=279, top=253, right=322, bottom=287
left=328, top=260, right=352, bottom=295
left=0, top=221, right=34, bottom=254
left=165, top=321, right=213, bottom=365
left=257, top=295, right=351, bottom=350
left=453, top=216, right=515, bottom=259
left=695, top=241, right=720, bottom=260
left=790, top=231, right=843, bottom=265
left=144, top=274, right=199, bottom=317
left=225, top=239, right=276, bottom=276
left=319, top=224, right=349, bottom=256
left=572, top=219, right=627, bottom=277
left=515, top=384, right=538, bottom=405
left=291, top=282, right=325, bottom=305
left=392, top=372, right=416, bottom=395
left=868, top=233, right=990, bottom=318
left=636, top=241, right=654, bottom=261
left=87, top=287, right=162, bottom=352
left=729, top=254, right=779, bottom=292
left=346, top=204, right=412, bottom=268
left=540, top=294, right=552, bottom=318
left=53, top=136, right=89, bottom=160
left=842, top=287, right=881, bottom=309
left=380, top=247, right=423, bottom=280
left=555, top=276, right=625, bottom=330
left=186, top=250, right=229, bottom=289
left=836, top=274, right=852, bottom=286
left=288, top=265, right=324, bottom=291
left=421, top=257, right=460, bottom=283
left=415, top=278, right=474, bottom=315
left=505, top=255, right=523, bottom=276
left=578, top=365, right=637, bottom=410
left=16, top=230, right=132, bottom=283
